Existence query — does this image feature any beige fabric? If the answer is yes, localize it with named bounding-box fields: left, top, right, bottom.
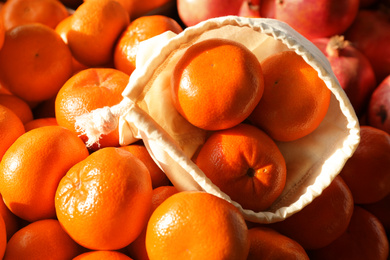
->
left=76, top=16, right=360, bottom=223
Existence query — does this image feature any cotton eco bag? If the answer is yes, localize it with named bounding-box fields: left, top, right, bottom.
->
left=76, top=16, right=360, bottom=224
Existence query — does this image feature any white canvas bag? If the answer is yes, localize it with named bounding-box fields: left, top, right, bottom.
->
left=76, top=16, right=360, bottom=223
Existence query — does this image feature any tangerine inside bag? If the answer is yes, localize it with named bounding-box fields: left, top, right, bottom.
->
left=76, top=16, right=360, bottom=223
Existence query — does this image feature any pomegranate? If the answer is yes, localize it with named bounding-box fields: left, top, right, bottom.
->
left=312, top=35, right=377, bottom=117
left=259, top=0, right=275, bottom=18
left=345, top=8, right=390, bottom=83
left=274, top=0, right=360, bottom=40
left=238, top=0, right=261, bottom=18
left=367, top=76, right=390, bottom=135
left=176, top=0, right=244, bottom=27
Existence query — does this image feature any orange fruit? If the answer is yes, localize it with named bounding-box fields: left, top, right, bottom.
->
left=3, top=219, right=85, bottom=259
left=55, top=14, right=90, bottom=74
left=339, top=125, right=390, bottom=204
left=127, top=185, right=178, bottom=260
left=120, top=143, right=171, bottom=188
left=55, top=68, right=129, bottom=149
left=0, top=105, right=25, bottom=161
left=0, top=23, right=73, bottom=103
left=73, top=250, right=133, bottom=260
left=195, top=123, right=286, bottom=212
left=0, top=194, right=21, bottom=241
left=308, top=206, right=389, bottom=260
left=361, top=193, right=390, bottom=233
left=0, top=125, right=89, bottom=222
left=0, top=8, right=4, bottom=49
left=247, top=226, right=310, bottom=260
left=0, top=0, right=69, bottom=31
left=145, top=191, right=250, bottom=260
left=171, top=38, right=264, bottom=131
left=249, top=50, right=331, bottom=142
left=270, top=176, right=354, bottom=250
left=0, top=214, right=7, bottom=259
left=0, top=83, right=12, bottom=95
left=0, top=94, right=33, bottom=124
left=24, top=117, right=58, bottom=132
left=67, top=0, right=130, bottom=66
left=114, top=15, right=183, bottom=75
left=55, top=147, right=153, bottom=250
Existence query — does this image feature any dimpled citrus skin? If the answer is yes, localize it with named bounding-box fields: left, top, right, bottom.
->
left=0, top=125, right=89, bottom=222
left=55, top=147, right=153, bottom=250
left=145, top=191, right=250, bottom=260
left=249, top=50, right=331, bottom=142
left=171, top=38, right=264, bottom=131
left=195, top=123, right=287, bottom=212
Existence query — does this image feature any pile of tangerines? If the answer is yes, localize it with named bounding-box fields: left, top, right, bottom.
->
left=0, top=0, right=388, bottom=259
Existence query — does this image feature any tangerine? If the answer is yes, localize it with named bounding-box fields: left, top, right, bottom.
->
left=195, top=123, right=286, bottom=212
left=249, top=50, right=331, bottom=142
left=171, top=38, right=264, bottom=131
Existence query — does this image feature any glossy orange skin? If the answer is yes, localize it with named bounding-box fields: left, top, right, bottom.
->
left=55, top=68, right=129, bottom=149
left=3, top=219, right=85, bottom=259
left=195, top=123, right=286, bottom=212
left=145, top=191, right=250, bottom=260
left=114, top=15, right=183, bottom=75
left=171, top=38, right=264, bottom=131
left=1, top=0, right=69, bottom=30
left=249, top=51, right=331, bottom=142
left=55, top=147, right=153, bottom=250
left=0, top=126, right=89, bottom=222
left=0, top=23, right=73, bottom=103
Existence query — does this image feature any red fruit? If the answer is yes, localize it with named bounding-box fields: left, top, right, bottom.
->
left=361, top=193, right=390, bottom=234
left=260, top=0, right=275, bottom=18
left=238, top=0, right=261, bottom=18
left=339, top=125, right=390, bottom=204
left=312, top=35, right=377, bottom=117
left=177, top=0, right=244, bottom=27
left=274, top=0, right=359, bottom=40
left=308, top=206, right=389, bottom=260
left=367, top=76, right=390, bottom=134
left=345, top=8, right=390, bottom=83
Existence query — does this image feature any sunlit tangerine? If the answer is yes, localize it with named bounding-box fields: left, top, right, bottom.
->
left=195, top=123, right=286, bottom=212
left=0, top=23, right=73, bottom=103
left=0, top=126, right=89, bottom=222
left=171, top=38, right=264, bottom=131
left=55, top=147, right=153, bottom=251
left=145, top=191, right=250, bottom=260
left=114, top=15, right=183, bottom=75
left=3, top=219, right=85, bottom=260
left=55, top=68, right=129, bottom=149
left=249, top=50, right=331, bottom=142
left=66, top=0, right=130, bottom=66
left=0, top=0, right=69, bottom=30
